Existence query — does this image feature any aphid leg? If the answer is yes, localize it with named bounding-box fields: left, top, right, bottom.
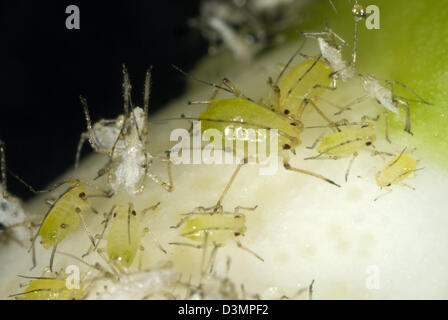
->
left=217, top=158, right=247, bottom=206
left=314, top=95, right=368, bottom=115
left=299, top=98, right=340, bottom=132
left=206, top=243, right=221, bottom=274
left=345, top=152, right=359, bottom=182
left=147, top=171, right=174, bottom=192
left=283, top=160, right=341, bottom=187
left=74, top=207, right=96, bottom=247
left=233, top=205, right=258, bottom=215
left=141, top=203, right=166, bottom=253
left=48, top=226, right=65, bottom=272
left=308, top=279, right=315, bottom=300
left=75, top=132, right=90, bottom=170
left=306, top=133, right=324, bottom=150
left=234, top=239, right=264, bottom=262
left=143, top=226, right=167, bottom=254
left=83, top=206, right=115, bottom=258
left=374, top=188, right=393, bottom=201
left=150, top=153, right=174, bottom=192
left=79, top=97, right=113, bottom=155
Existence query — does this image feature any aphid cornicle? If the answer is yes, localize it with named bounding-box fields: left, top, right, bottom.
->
left=0, top=139, right=33, bottom=246
left=78, top=65, right=174, bottom=195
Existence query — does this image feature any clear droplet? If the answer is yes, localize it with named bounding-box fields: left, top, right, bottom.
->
left=352, top=4, right=366, bottom=22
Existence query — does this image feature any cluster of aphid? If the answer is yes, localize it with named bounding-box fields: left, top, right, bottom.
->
left=0, top=1, right=428, bottom=300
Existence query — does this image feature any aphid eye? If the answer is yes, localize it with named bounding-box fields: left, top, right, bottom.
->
left=234, top=232, right=241, bottom=236
left=78, top=192, right=86, bottom=199
left=284, top=109, right=290, bottom=115
left=131, top=210, right=137, bottom=216
left=75, top=207, right=81, bottom=213
left=365, top=141, right=372, bottom=146
left=387, top=183, right=391, bottom=187
left=60, top=223, right=67, bottom=229
left=113, top=213, right=117, bottom=218
left=283, top=144, right=291, bottom=150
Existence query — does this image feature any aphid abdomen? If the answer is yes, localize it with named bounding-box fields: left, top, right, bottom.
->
left=107, top=206, right=141, bottom=267
left=39, top=185, right=88, bottom=249
left=376, top=154, right=417, bottom=188
left=181, top=214, right=246, bottom=244
left=278, top=59, right=332, bottom=114
left=24, top=278, right=83, bottom=300
left=200, top=98, right=302, bottom=154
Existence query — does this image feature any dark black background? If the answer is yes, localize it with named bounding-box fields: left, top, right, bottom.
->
left=0, top=0, right=207, bottom=199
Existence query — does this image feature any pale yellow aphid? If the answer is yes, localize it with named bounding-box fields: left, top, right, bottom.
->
left=170, top=204, right=263, bottom=271
left=314, top=122, right=376, bottom=159
left=375, top=153, right=417, bottom=188
left=10, top=269, right=83, bottom=300
left=307, top=118, right=387, bottom=181
left=23, top=178, right=110, bottom=270
left=181, top=208, right=247, bottom=245
left=107, top=203, right=159, bottom=268
left=84, top=202, right=160, bottom=268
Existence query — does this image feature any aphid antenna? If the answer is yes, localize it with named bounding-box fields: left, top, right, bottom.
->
left=171, top=64, right=256, bottom=103
left=283, top=54, right=323, bottom=102
left=273, top=37, right=307, bottom=86
left=16, top=275, right=56, bottom=280
left=143, top=66, right=152, bottom=119
left=122, top=64, right=132, bottom=117
left=329, top=0, right=338, bottom=15
left=8, top=288, right=53, bottom=298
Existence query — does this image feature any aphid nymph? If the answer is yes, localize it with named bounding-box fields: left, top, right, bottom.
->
left=18, top=177, right=111, bottom=271
left=374, top=148, right=420, bottom=200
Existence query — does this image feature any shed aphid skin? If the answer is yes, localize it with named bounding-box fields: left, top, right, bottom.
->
left=302, top=26, right=354, bottom=86
left=9, top=269, right=83, bottom=300
left=16, top=177, right=112, bottom=271
left=172, top=62, right=341, bottom=188
left=358, top=74, right=431, bottom=141
left=0, top=140, right=33, bottom=247
left=83, top=202, right=163, bottom=269
left=78, top=65, right=174, bottom=195
left=305, top=116, right=393, bottom=182
left=374, top=148, right=420, bottom=201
